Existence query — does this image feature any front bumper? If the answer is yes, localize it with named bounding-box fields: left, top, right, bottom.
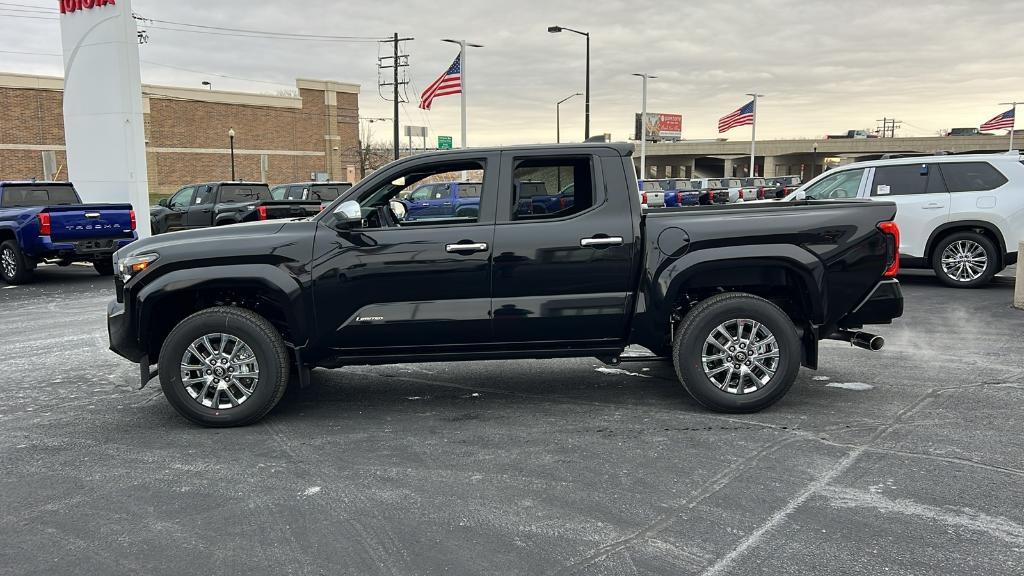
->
left=107, top=299, right=145, bottom=362
left=839, top=279, right=904, bottom=328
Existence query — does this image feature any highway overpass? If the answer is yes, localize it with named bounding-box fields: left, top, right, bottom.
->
left=636, top=134, right=1019, bottom=179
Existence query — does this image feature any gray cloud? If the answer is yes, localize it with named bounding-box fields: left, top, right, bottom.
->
left=3, top=0, right=1022, bottom=145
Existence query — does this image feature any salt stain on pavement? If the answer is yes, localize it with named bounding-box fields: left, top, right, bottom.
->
left=812, top=375, right=831, bottom=381
left=826, top=382, right=874, bottom=391
left=301, top=486, right=322, bottom=497
left=595, top=367, right=651, bottom=378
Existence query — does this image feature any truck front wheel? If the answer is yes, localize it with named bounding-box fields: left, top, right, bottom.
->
left=0, top=240, right=33, bottom=285
left=673, top=293, right=800, bottom=413
left=157, top=306, right=290, bottom=427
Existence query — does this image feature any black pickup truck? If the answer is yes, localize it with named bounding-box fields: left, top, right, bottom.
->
left=150, top=182, right=321, bottom=235
left=108, top=143, right=903, bottom=427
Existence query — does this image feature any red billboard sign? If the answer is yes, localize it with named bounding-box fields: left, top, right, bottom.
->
left=59, top=0, right=116, bottom=14
left=635, top=113, right=683, bottom=142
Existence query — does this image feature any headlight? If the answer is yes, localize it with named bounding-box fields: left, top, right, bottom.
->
left=118, top=253, right=159, bottom=281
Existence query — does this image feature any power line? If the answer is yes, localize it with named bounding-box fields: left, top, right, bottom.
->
left=142, top=24, right=385, bottom=43
left=0, top=2, right=58, bottom=9
left=0, top=12, right=57, bottom=20
left=139, top=17, right=388, bottom=41
left=141, top=61, right=296, bottom=88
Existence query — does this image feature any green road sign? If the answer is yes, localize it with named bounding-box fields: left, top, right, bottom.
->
left=437, top=135, right=453, bottom=150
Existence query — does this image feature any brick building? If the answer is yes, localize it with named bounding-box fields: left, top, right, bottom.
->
left=0, top=72, right=361, bottom=196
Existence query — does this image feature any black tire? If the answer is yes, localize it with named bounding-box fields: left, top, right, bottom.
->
left=93, top=259, right=115, bottom=276
left=0, top=240, right=33, bottom=285
left=157, top=306, right=290, bottom=427
left=672, top=293, right=801, bottom=413
left=931, top=231, right=998, bottom=289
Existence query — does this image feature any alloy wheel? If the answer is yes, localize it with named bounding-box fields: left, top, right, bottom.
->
left=180, top=333, right=260, bottom=410
left=1, top=247, right=16, bottom=279
left=941, top=240, right=988, bottom=283
left=701, top=319, right=780, bottom=394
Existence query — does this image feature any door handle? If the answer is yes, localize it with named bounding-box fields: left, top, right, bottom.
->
left=446, top=242, right=489, bottom=253
left=922, top=203, right=945, bottom=210
left=201, top=209, right=212, bottom=213
left=580, top=236, right=624, bottom=247
left=443, top=202, right=452, bottom=206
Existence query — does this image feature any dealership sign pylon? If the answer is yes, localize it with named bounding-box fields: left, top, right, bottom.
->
left=59, top=0, right=152, bottom=237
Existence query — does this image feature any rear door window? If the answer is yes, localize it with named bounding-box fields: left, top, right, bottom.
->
left=938, top=162, right=1008, bottom=192
left=511, top=156, right=594, bottom=220
left=871, top=164, right=939, bottom=196
left=457, top=183, right=482, bottom=198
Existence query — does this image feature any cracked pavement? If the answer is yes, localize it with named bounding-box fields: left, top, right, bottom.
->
left=1, top=266, right=1022, bottom=575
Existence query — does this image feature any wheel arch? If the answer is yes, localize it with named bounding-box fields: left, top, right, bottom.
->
left=134, top=264, right=307, bottom=360
left=925, top=220, right=1006, bottom=265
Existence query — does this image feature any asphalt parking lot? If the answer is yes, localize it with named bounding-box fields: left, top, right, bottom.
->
left=1, top=267, right=1022, bottom=575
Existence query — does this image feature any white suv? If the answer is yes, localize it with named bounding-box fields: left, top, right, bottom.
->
left=788, top=153, right=1022, bottom=288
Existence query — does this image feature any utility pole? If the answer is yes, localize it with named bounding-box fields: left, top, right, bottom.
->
left=378, top=33, right=413, bottom=160
left=632, top=73, right=657, bottom=180
left=875, top=117, right=902, bottom=138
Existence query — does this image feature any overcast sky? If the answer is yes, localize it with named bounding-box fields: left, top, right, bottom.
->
left=4, top=0, right=1023, bottom=146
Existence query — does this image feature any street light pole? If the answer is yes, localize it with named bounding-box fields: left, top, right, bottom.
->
left=632, top=73, right=657, bottom=180
left=548, top=26, right=590, bottom=140
left=556, top=92, right=582, bottom=143
left=228, top=128, right=236, bottom=181
left=812, top=142, right=818, bottom=179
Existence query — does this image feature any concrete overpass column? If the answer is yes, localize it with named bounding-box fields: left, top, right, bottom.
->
left=656, top=165, right=666, bottom=178
left=762, top=156, right=777, bottom=178
left=689, top=158, right=696, bottom=179
left=722, top=159, right=733, bottom=178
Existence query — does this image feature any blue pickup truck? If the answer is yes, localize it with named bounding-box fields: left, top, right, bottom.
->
left=0, top=181, right=137, bottom=284
left=398, top=181, right=481, bottom=220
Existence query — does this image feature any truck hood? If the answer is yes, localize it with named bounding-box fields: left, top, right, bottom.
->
left=119, top=220, right=288, bottom=257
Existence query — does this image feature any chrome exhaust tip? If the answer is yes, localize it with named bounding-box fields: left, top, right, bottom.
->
left=830, top=331, right=885, bottom=351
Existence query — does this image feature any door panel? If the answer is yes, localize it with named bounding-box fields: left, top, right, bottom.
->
left=490, top=152, right=636, bottom=344
left=185, top=185, right=217, bottom=228
left=311, top=223, right=494, bottom=351
left=162, top=187, right=194, bottom=232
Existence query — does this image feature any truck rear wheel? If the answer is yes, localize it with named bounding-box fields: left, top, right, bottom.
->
left=931, top=231, right=997, bottom=288
left=157, top=306, right=290, bottom=427
left=673, top=293, right=800, bottom=413
left=0, top=240, right=33, bottom=285
left=93, top=259, right=115, bottom=276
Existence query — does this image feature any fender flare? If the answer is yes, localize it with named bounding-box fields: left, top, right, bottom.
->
left=134, top=263, right=308, bottom=348
left=214, top=214, right=242, bottom=226
left=924, top=220, right=1007, bottom=259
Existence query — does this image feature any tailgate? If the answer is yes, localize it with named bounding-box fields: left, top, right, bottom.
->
left=259, top=200, right=322, bottom=219
left=44, top=204, right=135, bottom=242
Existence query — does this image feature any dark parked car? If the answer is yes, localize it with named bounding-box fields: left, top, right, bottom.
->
left=108, top=143, right=903, bottom=427
left=151, top=182, right=321, bottom=234
left=0, top=181, right=136, bottom=283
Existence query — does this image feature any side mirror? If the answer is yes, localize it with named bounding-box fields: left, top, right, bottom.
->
left=158, top=198, right=169, bottom=207
left=332, top=200, right=363, bottom=229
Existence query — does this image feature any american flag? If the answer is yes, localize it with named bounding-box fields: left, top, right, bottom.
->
left=419, top=54, right=462, bottom=110
left=980, top=108, right=1015, bottom=132
left=718, top=100, right=755, bottom=133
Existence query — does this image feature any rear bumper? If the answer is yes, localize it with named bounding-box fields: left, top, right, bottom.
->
left=839, top=279, right=904, bottom=328
left=30, top=237, right=135, bottom=262
left=107, top=299, right=144, bottom=363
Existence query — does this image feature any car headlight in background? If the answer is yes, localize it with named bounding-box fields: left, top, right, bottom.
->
left=118, top=253, right=159, bottom=281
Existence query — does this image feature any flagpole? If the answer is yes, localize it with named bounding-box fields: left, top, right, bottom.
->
left=633, top=74, right=656, bottom=180
left=459, top=42, right=467, bottom=148
left=746, top=93, right=764, bottom=177
left=997, top=101, right=1020, bottom=152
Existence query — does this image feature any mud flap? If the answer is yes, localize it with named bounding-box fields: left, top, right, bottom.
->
left=801, top=325, right=819, bottom=370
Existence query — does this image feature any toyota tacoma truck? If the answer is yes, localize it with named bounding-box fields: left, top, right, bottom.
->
left=0, top=181, right=137, bottom=284
left=150, top=182, right=321, bottom=235
left=108, top=143, right=903, bottom=427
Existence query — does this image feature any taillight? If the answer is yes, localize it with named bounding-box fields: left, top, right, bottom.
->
left=257, top=206, right=268, bottom=220
left=878, top=221, right=900, bottom=277
left=129, top=209, right=137, bottom=231
left=38, top=212, right=51, bottom=236
left=560, top=196, right=568, bottom=210
left=641, top=192, right=648, bottom=205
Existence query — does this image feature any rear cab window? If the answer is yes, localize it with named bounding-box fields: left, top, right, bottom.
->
left=0, top=184, right=81, bottom=207
left=220, top=185, right=270, bottom=203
